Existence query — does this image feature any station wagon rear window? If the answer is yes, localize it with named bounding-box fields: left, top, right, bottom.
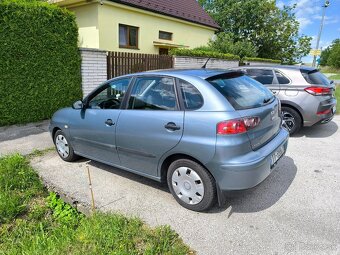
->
left=301, top=69, right=330, bottom=85
left=206, top=73, right=274, bottom=110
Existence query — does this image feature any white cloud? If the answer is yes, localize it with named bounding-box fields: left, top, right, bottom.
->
left=285, top=0, right=324, bottom=31
left=314, top=15, right=339, bottom=25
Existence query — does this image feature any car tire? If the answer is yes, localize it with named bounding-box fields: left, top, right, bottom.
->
left=167, top=159, right=217, bottom=212
left=282, top=106, right=302, bottom=135
left=54, top=130, right=78, bottom=162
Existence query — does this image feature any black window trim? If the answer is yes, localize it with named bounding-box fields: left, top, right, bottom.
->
left=125, top=75, right=181, bottom=111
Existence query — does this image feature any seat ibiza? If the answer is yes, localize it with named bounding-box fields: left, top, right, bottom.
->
left=50, top=69, right=289, bottom=211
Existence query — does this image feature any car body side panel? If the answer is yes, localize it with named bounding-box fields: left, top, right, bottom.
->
left=158, top=111, right=242, bottom=175
left=116, top=110, right=184, bottom=177
left=68, top=108, right=121, bottom=165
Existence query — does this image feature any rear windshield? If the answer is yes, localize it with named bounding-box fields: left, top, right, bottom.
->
left=301, top=69, right=330, bottom=85
left=206, top=74, right=274, bottom=110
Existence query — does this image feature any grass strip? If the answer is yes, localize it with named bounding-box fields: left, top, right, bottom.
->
left=0, top=154, right=193, bottom=255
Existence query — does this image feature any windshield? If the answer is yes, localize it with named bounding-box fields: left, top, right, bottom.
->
left=206, top=74, right=274, bottom=110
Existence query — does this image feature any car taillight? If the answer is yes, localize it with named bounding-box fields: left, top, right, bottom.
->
left=304, top=86, right=331, bottom=96
left=217, top=117, right=260, bottom=135
left=317, top=109, right=331, bottom=115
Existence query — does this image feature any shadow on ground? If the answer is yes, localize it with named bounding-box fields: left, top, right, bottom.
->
left=0, top=120, right=49, bottom=142
left=209, top=156, right=297, bottom=216
left=293, top=120, right=338, bottom=138
left=82, top=155, right=297, bottom=215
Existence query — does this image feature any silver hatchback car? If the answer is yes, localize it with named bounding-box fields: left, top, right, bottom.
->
left=50, top=69, right=289, bottom=211
left=232, top=65, right=337, bottom=134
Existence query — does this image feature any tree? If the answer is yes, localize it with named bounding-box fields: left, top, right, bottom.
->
left=207, top=32, right=258, bottom=58
left=199, top=0, right=311, bottom=63
left=320, top=47, right=331, bottom=66
left=327, top=39, right=340, bottom=68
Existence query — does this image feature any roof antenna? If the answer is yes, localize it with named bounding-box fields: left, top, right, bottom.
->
left=202, top=58, right=211, bottom=69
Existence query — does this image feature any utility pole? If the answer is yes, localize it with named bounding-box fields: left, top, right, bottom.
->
left=312, top=0, right=330, bottom=67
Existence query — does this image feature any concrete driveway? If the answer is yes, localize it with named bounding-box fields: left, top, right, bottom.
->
left=2, top=117, right=339, bottom=254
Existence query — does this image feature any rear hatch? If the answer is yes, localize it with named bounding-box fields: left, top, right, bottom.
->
left=207, top=72, right=281, bottom=150
left=301, top=69, right=336, bottom=98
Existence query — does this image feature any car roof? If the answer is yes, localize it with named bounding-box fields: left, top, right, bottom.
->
left=126, top=68, right=238, bottom=79
left=233, top=65, right=317, bottom=72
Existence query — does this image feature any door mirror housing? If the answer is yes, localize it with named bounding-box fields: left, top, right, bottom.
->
left=72, top=100, right=84, bottom=109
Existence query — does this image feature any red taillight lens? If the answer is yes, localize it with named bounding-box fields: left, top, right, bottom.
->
left=217, top=117, right=260, bottom=135
left=304, top=86, right=331, bottom=96
left=317, top=109, right=331, bottom=115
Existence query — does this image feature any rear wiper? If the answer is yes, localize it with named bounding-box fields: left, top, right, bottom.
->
left=263, top=98, right=272, bottom=104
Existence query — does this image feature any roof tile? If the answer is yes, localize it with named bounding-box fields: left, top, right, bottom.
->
left=113, top=0, right=219, bottom=29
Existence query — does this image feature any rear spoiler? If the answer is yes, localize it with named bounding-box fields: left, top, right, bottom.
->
left=205, top=71, right=245, bottom=81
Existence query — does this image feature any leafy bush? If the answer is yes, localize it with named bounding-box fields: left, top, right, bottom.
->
left=208, top=32, right=258, bottom=58
left=243, top=57, right=281, bottom=64
left=0, top=0, right=82, bottom=126
left=170, top=48, right=240, bottom=61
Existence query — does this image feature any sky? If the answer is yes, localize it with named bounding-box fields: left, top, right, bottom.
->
left=276, top=0, right=340, bottom=63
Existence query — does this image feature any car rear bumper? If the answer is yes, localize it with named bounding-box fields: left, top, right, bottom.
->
left=207, top=127, right=289, bottom=191
left=303, top=98, right=337, bottom=127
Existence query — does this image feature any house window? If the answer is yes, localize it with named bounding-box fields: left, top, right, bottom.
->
left=119, top=24, right=139, bottom=49
left=159, top=31, right=172, bottom=40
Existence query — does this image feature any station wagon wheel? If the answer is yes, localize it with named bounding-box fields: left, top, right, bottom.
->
left=281, top=106, right=302, bottom=135
left=167, top=159, right=216, bottom=211
left=54, top=130, right=78, bottom=162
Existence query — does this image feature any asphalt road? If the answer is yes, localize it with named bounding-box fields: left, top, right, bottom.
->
left=2, top=117, right=340, bottom=255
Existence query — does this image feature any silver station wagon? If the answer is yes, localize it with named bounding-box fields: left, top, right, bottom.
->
left=50, top=69, right=289, bottom=211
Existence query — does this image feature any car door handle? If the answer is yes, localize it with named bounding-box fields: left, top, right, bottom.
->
left=105, top=119, right=115, bottom=126
left=164, top=122, right=181, bottom=131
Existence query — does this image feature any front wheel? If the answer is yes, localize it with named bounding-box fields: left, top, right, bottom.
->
left=54, top=130, right=78, bottom=162
left=167, top=159, right=217, bottom=211
left=282, top=107, right=302, bottom=135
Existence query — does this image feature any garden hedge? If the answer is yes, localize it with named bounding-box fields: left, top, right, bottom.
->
left=170, top=48, right=240, bottom=61
left=0, top=0, right=82, bottom=126
left=243, top=57, right=281, bottom=64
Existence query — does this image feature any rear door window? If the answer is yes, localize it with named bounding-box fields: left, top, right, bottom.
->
left=301, top=69, right=330, bottom=85
left=207, top=74, right=274, bottom=110
left=246, top=69, right=275, bottom=85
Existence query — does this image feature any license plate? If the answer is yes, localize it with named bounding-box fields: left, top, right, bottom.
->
left=271, top=145, right=285, bottom=167
left=332, top=106, right=336, bottom=114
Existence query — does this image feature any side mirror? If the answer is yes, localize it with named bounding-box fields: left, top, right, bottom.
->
left=72, top=100, right=84, bottom=109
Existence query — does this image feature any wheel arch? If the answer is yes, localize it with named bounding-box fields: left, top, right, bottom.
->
left=281, top=102, right=304, bottom=126
left=52, top=127, right=61, bottom=142
left=159, top=153, right=210, bottom=183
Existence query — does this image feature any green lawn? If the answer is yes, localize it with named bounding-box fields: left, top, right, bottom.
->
left=0, top=154, right=193, bottom=255
left=329, top=74, right=340, bottom=80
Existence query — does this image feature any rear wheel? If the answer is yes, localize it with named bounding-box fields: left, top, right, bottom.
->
left=54, top=130, right=78, bottom=162
left=282, top=106, right=302, bottom=135
left=167, top=159, right=217, bottom=211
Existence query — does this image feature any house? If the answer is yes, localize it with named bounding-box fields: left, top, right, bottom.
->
left=50, top=0, right=219, bottom=54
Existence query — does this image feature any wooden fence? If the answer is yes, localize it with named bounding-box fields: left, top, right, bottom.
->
left=107, top=52, right=173, bottom=79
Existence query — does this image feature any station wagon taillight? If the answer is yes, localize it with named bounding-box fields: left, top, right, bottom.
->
left=304, top=86, right=331, bottom=96
left=217, top=117, right=260, bottom=135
